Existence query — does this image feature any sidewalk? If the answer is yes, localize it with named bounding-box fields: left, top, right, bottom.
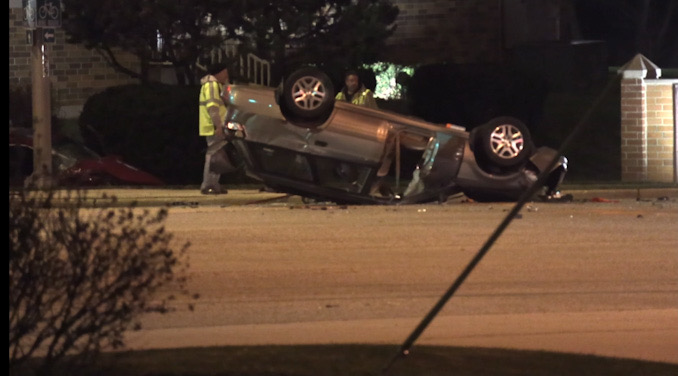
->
left=70, top=187, right=302, bottom=207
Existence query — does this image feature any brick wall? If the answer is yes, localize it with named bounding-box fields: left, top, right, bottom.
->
left=645, top=82, right=676, bottom=182
left=620, top=65, right=677, bottom=183
left=387, top=0, right=503, bottom=65
left=9, top=7, right=139, bottom=118
left=620, top=78, right=649, bottom=181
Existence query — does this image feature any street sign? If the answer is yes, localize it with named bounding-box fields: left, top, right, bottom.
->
left=23, top=0, right=62, bottom=28
left=43, top=28, right=56, bottom=43
left=36, top=0, right=61, bottom=28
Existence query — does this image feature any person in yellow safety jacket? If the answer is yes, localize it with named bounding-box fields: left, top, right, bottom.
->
left=335, top=70, right=378, bottom=109
left=198, top=63, right=230, bottom=195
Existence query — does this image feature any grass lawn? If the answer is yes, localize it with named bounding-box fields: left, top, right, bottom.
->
left=15, top=344, right=678, bottom=376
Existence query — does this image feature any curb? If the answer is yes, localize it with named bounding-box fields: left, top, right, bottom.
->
left=35, top=186, right=677, bottom=208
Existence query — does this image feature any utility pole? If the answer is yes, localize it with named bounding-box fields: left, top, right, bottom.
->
left=23, top=0, right=61, bottom=188
left=30, top=28, right=53, bottom=187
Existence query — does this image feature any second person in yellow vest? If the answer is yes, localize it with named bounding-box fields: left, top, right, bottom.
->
left=335, top=70, right=378, bottom=109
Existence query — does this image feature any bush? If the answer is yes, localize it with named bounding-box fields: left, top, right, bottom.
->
left=78, top=84, right=204, bottom=185
left=9, top=190, right=192, bottom=376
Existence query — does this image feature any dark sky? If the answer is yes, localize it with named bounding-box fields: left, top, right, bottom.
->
left=573, top=0, right=678, bottom=66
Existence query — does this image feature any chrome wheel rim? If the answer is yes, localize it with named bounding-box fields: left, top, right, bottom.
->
left=489, top=124, right=524, bottom=159
left=291, top=76, right=326, bottom=111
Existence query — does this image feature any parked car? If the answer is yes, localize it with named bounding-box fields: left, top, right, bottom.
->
left=9, top=128, right=164, bottom=187
left=223, top=67, right=567, bottom=204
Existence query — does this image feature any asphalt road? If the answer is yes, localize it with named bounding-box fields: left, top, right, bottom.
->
left=112, top=188, right=678, bottom=364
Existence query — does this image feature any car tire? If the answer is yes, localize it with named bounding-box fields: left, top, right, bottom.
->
left=474, top=116, right=533, bottom=168
left=281, top=67, right=335, bottom=120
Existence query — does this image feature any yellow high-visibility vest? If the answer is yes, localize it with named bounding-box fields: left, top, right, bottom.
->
left=198, top=78, right=227, bottom=136
left=335, top=86, right=378, bottom=109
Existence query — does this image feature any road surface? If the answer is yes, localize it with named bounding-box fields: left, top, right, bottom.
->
left=122, top=194, right=678, bottom=364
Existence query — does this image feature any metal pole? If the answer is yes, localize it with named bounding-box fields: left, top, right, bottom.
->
left=395, top=132, right=401, bottom=190
left=673, top=83, right=677, bottom=184
left=30, top=27, right=53, bottom=188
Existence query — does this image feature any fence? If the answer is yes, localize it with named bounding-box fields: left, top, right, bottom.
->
left=194, top=41, right=271, bottom=87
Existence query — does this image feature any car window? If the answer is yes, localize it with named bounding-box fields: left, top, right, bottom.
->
left=314, top=158, right=371, bottom=193
left=252, top=146, right=314, bottom=182
left=251, top=144, right=373, bottom=194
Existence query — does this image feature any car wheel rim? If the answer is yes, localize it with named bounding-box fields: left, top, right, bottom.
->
left=292, top=76, right=326, bottom=111
left=489, top=124, right=524, bottom=159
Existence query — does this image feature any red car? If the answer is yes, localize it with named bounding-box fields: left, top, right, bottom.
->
left=9, top=128, right=163, bottom=187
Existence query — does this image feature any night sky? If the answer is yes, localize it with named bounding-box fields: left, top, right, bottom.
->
left=573, top=0, right=678, bottom=67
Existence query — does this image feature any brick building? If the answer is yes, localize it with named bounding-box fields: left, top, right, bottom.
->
left=385, top=0, right=576, bottom=65
left=9, top=0, right=139, bottom=118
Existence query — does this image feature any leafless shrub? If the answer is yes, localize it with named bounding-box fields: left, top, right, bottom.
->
left=9, top=190, right=192, bottom=376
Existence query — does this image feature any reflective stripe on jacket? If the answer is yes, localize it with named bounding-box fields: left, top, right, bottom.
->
left=335, top=85, right=378, bottom=109
left=199, top=76, right=227, bottom=136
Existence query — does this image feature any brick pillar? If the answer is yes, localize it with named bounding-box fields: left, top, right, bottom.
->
left=620, top=78, right=648, bottom=181
left=619, top=54, right=660, bottom=182
left=645, top=82, right=676, bottom=182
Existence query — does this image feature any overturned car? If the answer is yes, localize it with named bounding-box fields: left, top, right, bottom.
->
left=222, top=67, right=567, bottom=204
